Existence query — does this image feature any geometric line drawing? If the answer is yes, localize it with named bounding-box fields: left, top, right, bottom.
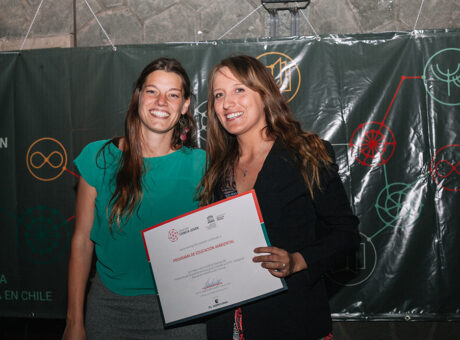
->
left=15, top=205, right=71, bottom=264
left=26, top=137, right=68, bottom=182
left=431, top=63, right=460, bottom=97
left=65, top=167, right=80, bottom=178
left=30, top=150, right=64, bottom=169
left=349, top=76, right=421, bottom=167
left=327, top=232, right=377, bottom=286
left=350, top=121, right=396, bottom=167
left=266, top=57, right=292, bottom=92
left=381, top=76, right=422, bottom=127
left=423, top=48, right=460, bottom=106
left=257, top=51, right=301, bottom=103
left=434, top=159, right=460, bottom=177
left=371, top=165, right=426, bottom=239
left=194, top=100, right=208, bottom=148
left=430, top=144, right=460, bottom=192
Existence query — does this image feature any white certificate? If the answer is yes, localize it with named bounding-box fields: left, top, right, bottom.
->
left=142, top=190, right=287, bottom=326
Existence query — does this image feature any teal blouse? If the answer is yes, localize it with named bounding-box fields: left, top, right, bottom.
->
left=74, top=140, right=205, bottom=296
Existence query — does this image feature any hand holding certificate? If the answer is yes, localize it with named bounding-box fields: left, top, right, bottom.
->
left=142, top=190, right=287, bottom=325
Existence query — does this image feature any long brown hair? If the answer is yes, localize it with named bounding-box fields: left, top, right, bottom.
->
left=104, top=58, right=196, bottom=229
left=199, top=55, right=330, bottom=205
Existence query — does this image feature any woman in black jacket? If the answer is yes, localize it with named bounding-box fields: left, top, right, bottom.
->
left=199, top=55, right=360, bottom=340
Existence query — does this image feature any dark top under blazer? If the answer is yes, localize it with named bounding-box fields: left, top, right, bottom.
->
left=206, top=140, right=360, bottom=340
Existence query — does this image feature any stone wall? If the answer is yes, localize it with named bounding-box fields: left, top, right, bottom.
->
left=0, top=0, right=459, bottom=51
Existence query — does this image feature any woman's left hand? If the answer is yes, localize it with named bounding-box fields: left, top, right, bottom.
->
left=253, top=247, right=307, bottom=278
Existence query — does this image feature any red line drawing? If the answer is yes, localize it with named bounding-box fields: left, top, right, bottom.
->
left=350, top=76, right=422, bottom=167
left=65, top=167, right=80, bottom=178
left=430, top=144, right=460, bottom=192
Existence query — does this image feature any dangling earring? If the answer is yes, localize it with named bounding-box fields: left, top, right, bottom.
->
left=179, top=116, right=189, bottom=142
left=180, top=128, right=190, bottom=142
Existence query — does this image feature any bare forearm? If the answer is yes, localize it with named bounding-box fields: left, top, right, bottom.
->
left=66, top=237, right=94, bottom=323
left=66, top=178, right=96, bottom=324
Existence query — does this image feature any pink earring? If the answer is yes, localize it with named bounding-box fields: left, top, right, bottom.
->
left=180, top=127, right=190, bottom=141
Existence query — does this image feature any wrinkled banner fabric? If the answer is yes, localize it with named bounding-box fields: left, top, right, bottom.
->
left=0, top=30, right=458, bottom=320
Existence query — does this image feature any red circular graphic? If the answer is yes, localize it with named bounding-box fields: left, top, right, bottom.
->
left=350, top=121, right=396, bottom=167
left=430, top=144, right=460, bottom=192
left=168, top=229, right=179, bottom=242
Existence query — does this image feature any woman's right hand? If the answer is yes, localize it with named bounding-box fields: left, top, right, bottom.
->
left=253, top=246, right=307, bottom=278
left=62, top=320, right=86, bottom=340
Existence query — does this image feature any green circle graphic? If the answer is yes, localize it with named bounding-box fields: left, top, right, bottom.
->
left=17, top=206, right=70, bottom=264
left=375, top=182, right=423, bottom=228
left=423, top=48, right=460, bottom=106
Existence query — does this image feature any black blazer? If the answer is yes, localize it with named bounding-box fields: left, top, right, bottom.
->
left=207, top=140, right=360, bottom=340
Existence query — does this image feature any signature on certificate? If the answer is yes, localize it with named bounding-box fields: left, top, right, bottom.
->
left=202, top=278, right=223, bottom=290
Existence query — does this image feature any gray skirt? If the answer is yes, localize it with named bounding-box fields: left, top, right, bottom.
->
left=85, top=273, right=206, bottom=340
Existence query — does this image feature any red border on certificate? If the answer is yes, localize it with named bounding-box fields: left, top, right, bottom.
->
left=142, top=190, right=263, bottom=262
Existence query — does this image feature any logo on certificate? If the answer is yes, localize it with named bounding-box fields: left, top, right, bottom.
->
left=168, top=229, right=179, bottom=242
left=210, top=296, right=228, bottom=308
left=206, top=215, right=216, bottom=230
left=206, top=214, right=225, bottom=230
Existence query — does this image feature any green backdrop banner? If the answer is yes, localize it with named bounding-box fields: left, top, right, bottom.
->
left=0, top=30, right=459, bottom=320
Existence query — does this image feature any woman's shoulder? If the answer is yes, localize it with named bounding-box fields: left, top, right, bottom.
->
left=81, top=139, right=112, bottom=153
left=265, top=138, right=336, bottom=179
left=259, top=141, right=300, bottom=183
left=76, top=139, right=118, bottom=163
left=273, top=138, right=335, bottom=166
left=74, top=139, right=118, bottom=184
left=268, top=140, right=297, bottom=166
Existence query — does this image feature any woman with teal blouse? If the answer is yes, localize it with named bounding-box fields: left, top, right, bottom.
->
left=63, top=58, right=206, bottom=339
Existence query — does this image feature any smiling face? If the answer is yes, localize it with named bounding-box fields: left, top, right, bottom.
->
left=138, top=70, right=190, bottom=138
left=212, top=67, right=266, bottom=138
